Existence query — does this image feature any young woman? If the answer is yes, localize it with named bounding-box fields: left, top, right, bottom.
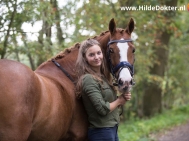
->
left=75, top=39, right=131, bottom=141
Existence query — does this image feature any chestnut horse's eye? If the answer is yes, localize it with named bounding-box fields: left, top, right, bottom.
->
left=109, top=48, right=114, bottom=53
left=132, top=48, right=135, bottom=53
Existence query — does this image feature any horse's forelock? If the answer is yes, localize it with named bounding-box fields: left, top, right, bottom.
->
left=120, top=29, right=125, bottom=34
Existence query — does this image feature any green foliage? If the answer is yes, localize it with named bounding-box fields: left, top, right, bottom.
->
left=64, top=0, right=119, bottom=42
left=118, top=105, right=189, bottom=141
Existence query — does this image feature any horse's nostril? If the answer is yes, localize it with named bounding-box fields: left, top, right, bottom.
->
left=118, top=79, right=123, bottom=85
left=123, top=86, right=128, bottom=91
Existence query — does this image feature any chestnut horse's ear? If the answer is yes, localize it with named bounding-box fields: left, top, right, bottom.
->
left=125, top=18, right=134, bottom=35
left=109, top=18, right=116, bottom=35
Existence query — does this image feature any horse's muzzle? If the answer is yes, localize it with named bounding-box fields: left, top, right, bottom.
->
left=118, top=79, right=130, bottom=93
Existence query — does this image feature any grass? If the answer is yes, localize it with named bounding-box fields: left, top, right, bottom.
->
left=118, top=105, right=189, bottom=141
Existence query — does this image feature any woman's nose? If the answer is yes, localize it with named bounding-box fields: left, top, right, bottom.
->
left=94, top=54, right=98, bottom=59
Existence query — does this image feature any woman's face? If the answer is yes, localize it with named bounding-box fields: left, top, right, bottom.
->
left=85, top=45, right=103, bottom=72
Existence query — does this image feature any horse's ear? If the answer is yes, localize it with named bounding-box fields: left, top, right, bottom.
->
left=109, top=18, right=116, bottom=35
left=125, top=18, right=134, bottom=35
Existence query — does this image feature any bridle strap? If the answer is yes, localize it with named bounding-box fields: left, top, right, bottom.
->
left=51, top=59, right=74, bottom=82
left=107, top=39, right=133, bottom=46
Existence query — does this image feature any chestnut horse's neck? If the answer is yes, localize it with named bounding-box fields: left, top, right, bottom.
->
left=35, top=31, right=111, bottom=82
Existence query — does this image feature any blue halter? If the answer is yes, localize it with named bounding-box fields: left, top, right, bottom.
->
left=107, top=39, right=135, bottom=85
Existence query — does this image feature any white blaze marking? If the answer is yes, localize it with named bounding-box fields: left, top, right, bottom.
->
left=117, top=38, right=132, bottom=83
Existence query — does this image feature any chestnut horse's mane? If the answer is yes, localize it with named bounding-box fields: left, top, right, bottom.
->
left=50, top=30, right=110, bottom=61
left=48, top=28, right=125, bottom=61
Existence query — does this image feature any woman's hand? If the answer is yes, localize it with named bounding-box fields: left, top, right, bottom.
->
left=122, top=92, right=131, bottom=101
left=109, top=92, right=132, bottom=112
left=117, top=92, right=131, bottom=105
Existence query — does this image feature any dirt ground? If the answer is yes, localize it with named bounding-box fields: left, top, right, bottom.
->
left=150, top=121, right=189, bottom=141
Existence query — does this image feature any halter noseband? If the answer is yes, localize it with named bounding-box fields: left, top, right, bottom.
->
left=107, top=39, right=135, bottom=85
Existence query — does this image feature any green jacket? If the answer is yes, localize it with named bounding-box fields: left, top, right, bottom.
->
left=81, top=74, right=120, bottom=128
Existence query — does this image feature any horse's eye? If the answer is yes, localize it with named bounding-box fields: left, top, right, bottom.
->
left=109, top=48, right=114, bottom=53
left=132, top=48, right=135, bottom=53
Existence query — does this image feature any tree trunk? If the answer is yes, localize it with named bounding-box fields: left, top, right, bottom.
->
left=12, top=36, right=20, bottom=62
left=52, top=0, right=64, bottom=45
left=21, top=34, right=35, bottom=70
left=36, top=0, right=53, bottom=66
left=142, top=0, right=177, bottom=116
left=1, top=0, right=17, bottom=59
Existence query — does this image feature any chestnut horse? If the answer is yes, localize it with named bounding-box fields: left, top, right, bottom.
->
left=0, top=18, right=135, bottom=141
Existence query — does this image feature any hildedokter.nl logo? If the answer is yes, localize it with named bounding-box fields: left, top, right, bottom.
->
left=120, top=4, right=189, bottom=11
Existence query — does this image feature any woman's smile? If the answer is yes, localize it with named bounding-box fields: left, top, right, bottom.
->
left=85, top=45, right=103, bottom=72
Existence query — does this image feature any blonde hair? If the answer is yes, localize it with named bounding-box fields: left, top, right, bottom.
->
left=75, top=39, right=114, bottom=98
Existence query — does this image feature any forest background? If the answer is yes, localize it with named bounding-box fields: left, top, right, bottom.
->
left=0, top=0, right=189, bottom=120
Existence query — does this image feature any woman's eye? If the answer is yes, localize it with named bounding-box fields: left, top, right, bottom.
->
left=89, top=54, right=94, bottom=57
left=97, top=51, right=102, bottom=55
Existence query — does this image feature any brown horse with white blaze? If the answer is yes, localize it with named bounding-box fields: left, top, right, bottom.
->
left=0, top=18, right=135, bottom=141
